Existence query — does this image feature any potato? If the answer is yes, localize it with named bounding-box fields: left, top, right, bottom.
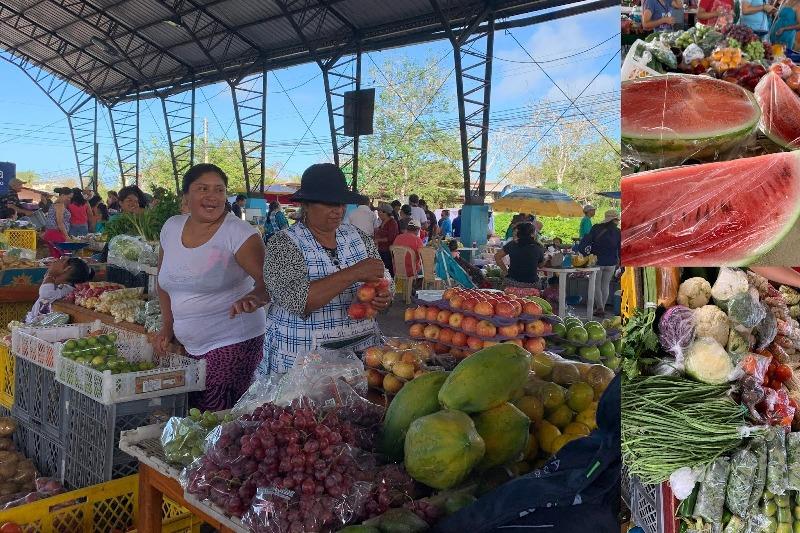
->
left=0, top=417, right=16, bottom=438
left=0, top=438, right=16, bottom=452
left=0, top=461, right=16, bottom=480
left=0, top=481, right=18, bottom=496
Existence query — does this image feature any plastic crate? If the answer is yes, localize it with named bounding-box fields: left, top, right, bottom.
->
left=13, top=418, right=64, bottom=480
left=628, top=476, right=678, bottom=533
left=4, top=229, right=37, bottom=251
left=62, top=388, right=187, bottom=490
left=0, top=342, right=14, bottom=409
left=0, top=474, right=200, bottom=533
left=56, top=349, right=205, bottom=406
left=12, top=357, right=65, bottom=438
left=0, top=302, right=31, bottom=329
left=12, top=320, right=150, bottom=371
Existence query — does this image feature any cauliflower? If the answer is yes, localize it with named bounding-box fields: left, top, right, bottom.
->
left=694, top=305, right=730, bottom=346
left=711, top=268, right=749, bottom=310
left=780, top=285, right=800, bottom=306
left=677, top=277, right=712, bottom=309
left=684, top=337, right=733, bottom=385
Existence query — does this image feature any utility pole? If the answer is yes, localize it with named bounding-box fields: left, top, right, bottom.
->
left=203, top=118, right=209, bottom=163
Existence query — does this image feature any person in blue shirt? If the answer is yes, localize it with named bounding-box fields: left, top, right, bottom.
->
left=452, top=209, right=462, bottom=238
left=579, top=210, right=621, bottom=317
left=579, top=204, right=595, bottom=239
left=438, top=209, right=453, bottom=237
left=263, top=201, right=289, bottom=243
left=771, top=0, right=800, bottom=48
left=741, top=0, right=777, bottom=36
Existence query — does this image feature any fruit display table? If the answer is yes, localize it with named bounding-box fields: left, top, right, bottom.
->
left=139, top=463, right=242, bottom=533
left=538, top=266, right=600, bottom=319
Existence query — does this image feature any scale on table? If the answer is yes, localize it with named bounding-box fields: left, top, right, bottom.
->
left=53, top=242, right=90, bottom=257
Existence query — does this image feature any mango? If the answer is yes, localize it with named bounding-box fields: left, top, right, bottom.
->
left=472, top=402, right=530, bottom=470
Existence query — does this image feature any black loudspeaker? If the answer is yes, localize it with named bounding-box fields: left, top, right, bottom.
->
left=343, top=88, right=375, bottom=137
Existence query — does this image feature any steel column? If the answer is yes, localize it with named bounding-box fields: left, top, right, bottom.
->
left=161, top=83, right=196, bottom=193
left=109, top=95, right=140, bottom=187
left=230, top=70, right=267, bottom=194
left=431, top=1, right=494, bottom=204
left=66, top=98, right=99, bottom=190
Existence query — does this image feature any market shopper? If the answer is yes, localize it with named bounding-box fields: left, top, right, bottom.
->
left=345, top=197, right=379, bottom=236
left=107, top=191, right=121, bottom=212
left=393, top=219, right=425, bottom=275
left=494, top=222, right=546, bottom=287
left=2, top=178, right=35, bottom=217
left=452, top=209, right=462, bottom=238
left=697, top=0, right=735, bottom=26
left=398, top=205, right=413, bottom=233
left=580, top=209, right=621, bottom=317
left=642, top=0, right=680, bottom=31
left=374, top=204, right=399, bottom=276
left=408, top=194, right=428, bottom=229
left=66, top=188, right=91, bottom=237
left=25, top=257, right=94, bottom=324
left=231, top=194, right=246, bottom=219
left=155, top=163, right=268, bottom=410
left=262, top=163, right=391, bottom=375
left=88, top=196, right=109, bottom=233
left=263, top=201, right=289, bottom=243
left=771, top=0, right=800, bottom=47
left=741, top=0, right=777, bottom=36
left=439, top=210, right=453, bottom=237
left=580, top=204, right=595, bottom=239
left=42, top=187, right=74, bottom=258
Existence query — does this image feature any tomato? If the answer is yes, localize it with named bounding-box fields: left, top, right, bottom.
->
left=775, top=364, right=793, bottom=383
left=771, top=379, right=784, bottom=391
left=0, top=523, right=22, bottom=533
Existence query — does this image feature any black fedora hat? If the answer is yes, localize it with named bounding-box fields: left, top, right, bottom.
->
left=290, top=163, right=366, bottom=205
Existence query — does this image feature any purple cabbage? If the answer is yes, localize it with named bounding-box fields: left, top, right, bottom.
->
left=658, top=305, right=696, bottom=362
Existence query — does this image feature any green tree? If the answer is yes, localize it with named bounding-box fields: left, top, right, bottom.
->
left=356, top=57, right=463, bottom=207
left=15, top=170, right=41, bottom=188
left=139, top=137, right=279, bottom=194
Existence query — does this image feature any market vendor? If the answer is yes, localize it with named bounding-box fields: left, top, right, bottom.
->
left=2, top=178, right=35, bottom=217
left=494, top=222, right=546, bottom=287
left=771, top=0, right=800, bottom=50
left=42, top=187, right=75, bottom=258
left=155, top=163, right=268, bottom=411
left=697, top=0, right=734, bottom=27
left=262, top=163, right=391, bottom=375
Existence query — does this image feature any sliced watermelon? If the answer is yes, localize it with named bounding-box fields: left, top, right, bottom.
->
left=622, top=74, right=761, bottom=166
left=754, top=71, right=800, bottom=149
left=621, top=151, right=800, bottom=266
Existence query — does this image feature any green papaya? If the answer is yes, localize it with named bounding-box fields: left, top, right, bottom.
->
left=379, top=371, right=448, bottom=462
left=404, top=410, right=485, bottom=490
left=438, top=343, right=532, bottom=413
left=363, top=508, right=429, bottom=533
left=472, top=402, right=530, bottom=470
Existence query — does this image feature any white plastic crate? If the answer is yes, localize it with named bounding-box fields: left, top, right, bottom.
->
left=56, top=350, right=206, bottom=406
left=11, top=322, right=95, bottom=369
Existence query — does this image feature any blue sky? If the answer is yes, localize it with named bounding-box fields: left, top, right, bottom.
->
left=0, top=6, right=620, bottom=188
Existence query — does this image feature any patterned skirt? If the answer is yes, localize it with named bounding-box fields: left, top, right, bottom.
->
left=188, top=334, right=265, bottom=411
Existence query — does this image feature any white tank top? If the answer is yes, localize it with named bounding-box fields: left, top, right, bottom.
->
left=158, top=214, right=267, bottom=355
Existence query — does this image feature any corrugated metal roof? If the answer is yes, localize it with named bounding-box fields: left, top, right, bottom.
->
left=0, top=0, right=609, bottom=103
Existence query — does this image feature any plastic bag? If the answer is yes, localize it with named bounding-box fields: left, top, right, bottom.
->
left=28, top=312, right=70, bottom=328
left=683, top=43, right=705, bottom=63
left=786, top=432, right=800, bottom=491
left=748, top=438, right=767, bottom=513
left=725, top=448, right=757, bottom=517
left=656, top=267, right=681, bottom=308
left=621, top=152, right=795, bottom=266
left=645, top=41, right=678, bottom=70
left=728, top=292, right=767, bottom=329
left=161, top=412, right=225, bottom=466
left=693, top=457, right=729, bottom=526
left=766, top=426, right=788, bottom=495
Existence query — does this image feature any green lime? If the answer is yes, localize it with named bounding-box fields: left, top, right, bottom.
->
left=87, top=337, right=98, bottom=347
left=585, top=324, right=606, bottom=342
left=566, top=326, right=588, bottom=344
left=578, top=346, right=602, bottom=362
left=562, top=344, right=577, bottom=357
left=566, top=382, right=594, bottom=412
left=64, top=339, right=78, bottom=351
left=598, top=341, right=616, bottom=358
left=77, top=338, right=88, bottom=349
left=552, top=323, right=567, bottom=337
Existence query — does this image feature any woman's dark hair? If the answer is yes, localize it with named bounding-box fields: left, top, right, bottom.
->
left=268, top=201, right=280, bottom=214
left=182, top=163, right=228, bottom=194
left=70, top=188, right=87, bottom=206
left=65, top=258, right=94, bottom=284
left=118, top=186, right=147, bottom=208
left=448, top=240, right=459, bottom=252
left=391, top=200, right=401, bottom=209
left=516, top=222, right=535, bottom=245
left=401, top=205, right=412, bottom=216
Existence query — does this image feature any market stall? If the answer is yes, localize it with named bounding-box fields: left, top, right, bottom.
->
left=621, top=267, right=800, bottom=533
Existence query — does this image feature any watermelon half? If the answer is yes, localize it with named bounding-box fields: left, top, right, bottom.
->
left=621, top=151, right=800, bottom=266
left=754, top=71, right=800, bottom=149
left=622, top=74, right=761, bottom=166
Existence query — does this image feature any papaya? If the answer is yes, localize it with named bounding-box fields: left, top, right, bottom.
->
left=472, top=402, right=530, bottom=470
left=379, top=371, right=448, bottom=462
left=404, top=410, right=485, bottom=490
left=438, top=343, right=531, bottom=413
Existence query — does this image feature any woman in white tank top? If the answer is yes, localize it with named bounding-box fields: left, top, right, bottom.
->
left=155, top=164, right=268, bottom=410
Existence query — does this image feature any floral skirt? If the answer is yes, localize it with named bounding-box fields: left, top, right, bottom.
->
left=188, top=334, right=265, bottom=411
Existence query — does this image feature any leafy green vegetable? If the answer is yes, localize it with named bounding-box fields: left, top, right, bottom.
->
left=621, top=267, right=659, bottom=379
left=103, top=187, right=181, bottom=242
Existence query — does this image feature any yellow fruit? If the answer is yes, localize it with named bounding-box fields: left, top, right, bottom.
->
left=524, top=432, right=539, bottom=459
left=539, top=382, right=566, bottom=411
left=537, top=421, right=561, bottom=455
left=546, top=404, right=575, bottom=430
left=564, top=422, right=591, bottom=437
left=575, top=408, right=597, bottom=431
left=383, top=373, right=405, bottom=394
left=566, top=382, right=594, bottom=412
left=514, top=396, right=544, bottom=422
left=392, top=362, right=415, bottom=380
left=551, top=434, right=580, bottom=455
left=382, top=350, right=401, bottom=371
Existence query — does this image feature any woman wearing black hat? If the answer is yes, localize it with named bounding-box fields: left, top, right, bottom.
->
left=262, top=163, right=392, bottom=375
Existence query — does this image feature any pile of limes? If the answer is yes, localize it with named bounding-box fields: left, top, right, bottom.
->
left=551, top=316, right=621, bottom=370
left=61, top=333, right=154, bottom=374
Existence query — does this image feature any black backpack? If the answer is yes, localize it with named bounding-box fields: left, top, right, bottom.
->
left=431, top=375, right=621, bottom=533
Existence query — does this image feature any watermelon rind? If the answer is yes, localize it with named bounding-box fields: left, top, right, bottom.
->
left=621, top=151, right=800, bottom=266
left=622, top=75, right=761, bottom=166
left=754, top=72, right=800, bottom=151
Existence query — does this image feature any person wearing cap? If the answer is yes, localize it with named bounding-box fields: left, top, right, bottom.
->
left=154, top=163, right=268, bottom=411
left=579, top=209, right=621, bottom=317
left=262, top=163, right=392, bottom=375
left=42, top=188, right=75, bottom=258
left=393, top=219, right=425, bottom=276
left=580, top=204, right=596, bottom=239
left=344, top=197, right=380, bottom=236
left=2, top=178, right=34, bottom=217
left=374, top=204, right=399, bottom=276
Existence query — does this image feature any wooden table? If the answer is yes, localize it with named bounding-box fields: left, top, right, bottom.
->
left=538, top=267, right=600, bottom=320
left=0, top=285, right=39, bottom=303
left=139, top=463, right=242, bottom=533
